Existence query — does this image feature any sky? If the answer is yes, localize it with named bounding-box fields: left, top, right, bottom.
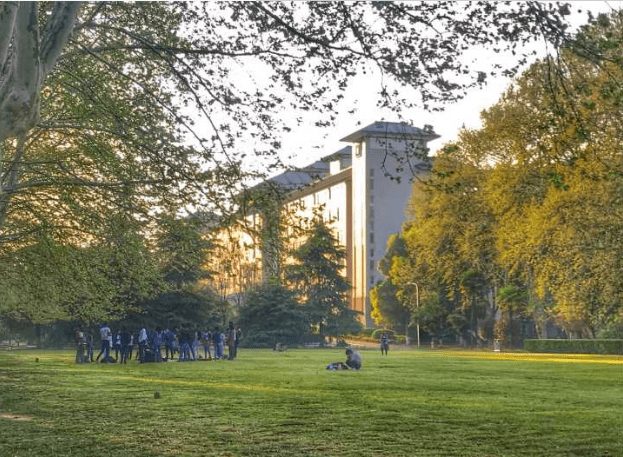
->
left=276, top=1, right=623, bottom=169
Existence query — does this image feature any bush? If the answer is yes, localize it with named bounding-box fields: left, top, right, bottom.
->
left=394, top=334, right=406, bottom=344
left=361, top=328, right=376, bottom=337
left=371, top=329, right=395, bottom=340
left=524, top=339, right=623, bottom=354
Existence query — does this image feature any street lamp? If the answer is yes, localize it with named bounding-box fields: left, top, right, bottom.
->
left=406, top=281, right=420, bottom=349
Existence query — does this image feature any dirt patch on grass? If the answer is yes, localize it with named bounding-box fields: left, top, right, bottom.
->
left=0, top=412, right=34, bottom=421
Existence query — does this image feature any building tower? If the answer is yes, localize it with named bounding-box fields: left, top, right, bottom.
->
left=341, top=121, right=439, bottom=325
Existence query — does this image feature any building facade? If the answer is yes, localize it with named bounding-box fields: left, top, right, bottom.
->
left=214, top=121, right=439, bottom=325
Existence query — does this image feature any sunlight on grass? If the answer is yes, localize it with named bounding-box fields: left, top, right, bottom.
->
left=1, top=348, right=621, bottom=456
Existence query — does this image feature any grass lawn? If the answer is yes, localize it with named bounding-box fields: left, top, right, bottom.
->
left=0, top=348, right=621, bottom=456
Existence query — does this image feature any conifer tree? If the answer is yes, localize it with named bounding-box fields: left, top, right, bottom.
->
left=287, top=218, right=361, bottom=340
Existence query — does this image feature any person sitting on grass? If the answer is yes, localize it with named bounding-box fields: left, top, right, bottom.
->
left=345, top=348, right=362, bottom=370
left=326, top=348, right=362, bottom=370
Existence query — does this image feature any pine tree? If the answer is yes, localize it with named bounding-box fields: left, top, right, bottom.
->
left=287, top=218, right=361, bottom=340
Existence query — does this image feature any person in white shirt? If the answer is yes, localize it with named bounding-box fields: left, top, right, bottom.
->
left=95, top=323, right=111, bottom=362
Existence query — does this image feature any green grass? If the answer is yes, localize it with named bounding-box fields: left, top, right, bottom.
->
left=0, top=348, right=621, bottom=456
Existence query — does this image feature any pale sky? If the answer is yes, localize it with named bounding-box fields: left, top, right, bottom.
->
left=277, top=1, right=623, bottom=168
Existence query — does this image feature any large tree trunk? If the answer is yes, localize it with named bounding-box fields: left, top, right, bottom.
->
left=0, top=2, right=81, bottom=139
left=0, top=2, right=80, bottom=231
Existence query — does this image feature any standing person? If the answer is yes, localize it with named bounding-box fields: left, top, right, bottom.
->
left=213, top=326, right=224, bottom=360
left=114, top=329, right=122, bottom=361
left=202, top=328, right=212, bottom=360
left=85, top=331, right=94, bottom=362
left=381, top=331, right=389, bottom=355
left=164, top=327, right=176, bottom=361
left=235, top=327, right=242, bottom=357
left=151, top=327, right=163, bottom=362
left=138, top=325, right=148, bottom=362
left=191, top=326, right=200, bottom=361
left=107, top=325, right=114, bottom=361
left=127, top=331, right=134, bottom=361
left=178, top=325, right=189, bottom=362
left=226, top=322, right=236, bottom=360
left=75, top=329, right=86, bottom=363
left=95, top=323, right=111, bottom=363
left=120, top=327, right=132, bottom=364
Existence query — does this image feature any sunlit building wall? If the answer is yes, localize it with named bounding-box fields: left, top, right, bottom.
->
left=212, top=121, right=439, bottom=325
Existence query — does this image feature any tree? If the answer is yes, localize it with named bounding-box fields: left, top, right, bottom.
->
left=0, top=2, right=581, bottom=322
left=128, top=290, right=221, bottom=331
left=238, top=279, right=309, bottom=348
left=0, top=214, right=163, bottom=324
left=388, top=10, right=623, bottom=340
left=370, top=234, right=410, bottom=331
left=157, top=214, right=213, bottom=288
left=0, top=2, right=581, bottom=243
left=287, top=218, right=360, bottom=340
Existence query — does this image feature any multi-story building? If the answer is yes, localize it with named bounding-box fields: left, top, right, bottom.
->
left=213, top=121, right=439, bottom=325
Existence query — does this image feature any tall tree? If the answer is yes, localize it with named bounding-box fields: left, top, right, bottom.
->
left=238, top=279, right=309, bottom=348
left=389, top=10, right=623, bottom=340
left=287, top=218, right=360, bottom=340
left=370, top=234, right=410, bottom=331
left=0, top=2, right=580, bottom=244
left=0, top=2, right=584, bottom=323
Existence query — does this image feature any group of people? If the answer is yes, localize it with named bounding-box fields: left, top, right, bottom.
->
left=75, top=321, right=241, bottom=364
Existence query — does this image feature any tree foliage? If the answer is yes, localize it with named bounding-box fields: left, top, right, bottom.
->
left=370, top=234, right=409, bottom=330
left=286, top=218, right=360, bottom=339
left=0, top=215, right=163, bottom=324
left=238, top=279, right=309, bottom=348
left=127, top=290, right=221, bottom=331
left=383, top=11, right=623, bottom=342
left=0, top=2, right=586, bottom=323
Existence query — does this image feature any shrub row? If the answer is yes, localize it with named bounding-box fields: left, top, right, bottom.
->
left=524, top=339, right=623, bottom=354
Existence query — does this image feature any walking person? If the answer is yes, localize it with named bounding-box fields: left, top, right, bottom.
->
left=95, top=322, right=112, bottom=363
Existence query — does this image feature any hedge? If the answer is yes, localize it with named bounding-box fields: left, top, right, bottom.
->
left=523, top=339, right=623, bottom=355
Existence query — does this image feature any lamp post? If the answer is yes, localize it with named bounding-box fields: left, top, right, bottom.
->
left=406, top=281, right=420, bottom=349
